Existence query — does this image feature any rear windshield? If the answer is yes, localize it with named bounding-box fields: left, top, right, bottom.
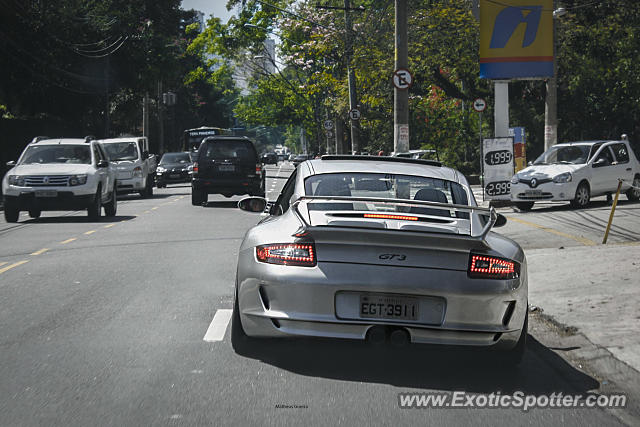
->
left=20, top=145, right=92, bottom=165
left=304, top=172, right=469, bottom=218
left=160, top=153, right=191, bottom=164
left=200, top=140, right=257, bottom=162
left=101, top=141, right=138, bottom=161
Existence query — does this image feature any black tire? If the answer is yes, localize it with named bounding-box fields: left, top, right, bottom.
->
left=231, top=290, right=253, bottom=355
left=626, top=175, right=640, bottom=201
left=191, top=188, right=205, bottom=205
left=501, top=311, right=527, bottom=366
left=104, top=187, right=117, bottom=217
left=515, top=201, right=534, bottom=211
left=222, top=193, right=233, bottom=198
left=87, top=188, right=102, bottom=219
left=570, top=181, right=590, bottom=208
left=4, top=202, right=19, bottom=223
left=28, top=209, right=41, bottom=219
left=140, top=176, right=153, bottom=198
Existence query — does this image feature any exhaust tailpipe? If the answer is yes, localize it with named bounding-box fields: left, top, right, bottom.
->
left=389, top=328, right=410, bottom=347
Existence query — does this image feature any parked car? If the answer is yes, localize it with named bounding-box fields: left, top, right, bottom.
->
left=261, top=152, right=278, bottom=165
left=2, top=136, right=117, bottom=221
left=98, top=137, right=155, bottom=198
left=191, top=136, right=265, bottom=205
left=510, top=140, right=640, bottom=210
left=156, top=152, right=193, bottom=188
left=232, top=155, right=527, bottom=365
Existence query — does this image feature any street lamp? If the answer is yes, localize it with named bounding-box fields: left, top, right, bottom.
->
left=544, top=5, right=567, bottom=151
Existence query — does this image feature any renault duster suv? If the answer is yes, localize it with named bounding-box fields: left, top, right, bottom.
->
left=2, top=137, right=117, bottom=222
left=191, top=136, right=265, bottom=205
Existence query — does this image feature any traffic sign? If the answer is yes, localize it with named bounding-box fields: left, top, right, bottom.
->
left=473, top=98, right=487, bottom=112
left=349, top=109, right=361, bottom=121
left=326, top=130, right=334, bottom=139
left=323, top=120, right=334, bottom=130
left=392, top=68, right=413, bottom=90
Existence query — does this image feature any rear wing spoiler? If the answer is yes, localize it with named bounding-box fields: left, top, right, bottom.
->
left=291, top=196, right=497, bottom=240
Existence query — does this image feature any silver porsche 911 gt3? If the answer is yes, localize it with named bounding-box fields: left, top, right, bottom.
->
left=233, top=156, right=528, bottom=364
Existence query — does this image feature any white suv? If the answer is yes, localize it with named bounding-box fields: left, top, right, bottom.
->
left=2, top=137, right=117, bottom=222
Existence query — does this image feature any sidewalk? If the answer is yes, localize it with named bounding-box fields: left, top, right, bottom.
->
left=526, top=243, right=640, bottom=373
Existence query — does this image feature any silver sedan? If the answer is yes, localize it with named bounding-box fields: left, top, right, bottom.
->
left=233, top=156, right=528, bottom=364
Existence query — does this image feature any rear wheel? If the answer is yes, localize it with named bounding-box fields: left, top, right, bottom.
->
left=28, top=209, right=41, bottom=219
left=626, top=175, right=640, bottom=201
left=231, top=290, right=254, bottom=355
left=570, top=182, right=590, bottom=208
left=104, top=187, right=117, bottom=217
left=501, top=311, right=527, bottom=366
left=4, top=200, right=19, bottom=223
left=87, top=188, right=102, bottom=219
left=515, top=201, right=534, bottom=211
left=140, top=176, right=153, bottom=198
left=191, top=188, right=206, bottom=205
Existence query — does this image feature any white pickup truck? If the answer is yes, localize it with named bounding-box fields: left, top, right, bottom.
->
left=98, top=137, right=156, bottom=198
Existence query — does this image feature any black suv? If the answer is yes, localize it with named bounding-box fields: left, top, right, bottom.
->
left=191, top=136, right=265, bottom=205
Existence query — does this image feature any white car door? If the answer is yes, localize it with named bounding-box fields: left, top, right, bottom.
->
left=609, top=142, right=635, bottom=191
left=590, top=146, right=619, bottom=195
left=92, top=144, right=109, bottom=199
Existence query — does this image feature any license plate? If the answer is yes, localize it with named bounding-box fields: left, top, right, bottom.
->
left=218, top=165, right=235, bottom=172
left=169, top=174, right=181, bottom=179
left=359, top=293, right=418, bottom=321
left=524, top=190, right=542, bottom=196
left=35, top=190, right=57, bottom=198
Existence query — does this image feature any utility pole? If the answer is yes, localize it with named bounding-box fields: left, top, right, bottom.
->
left=316, top=1, right=364, bottom=154
left=104, top=55, right=110, bottom=137
left=393, top=0, right=409, bottom=154
left=545, top=3, right=565, bottom=151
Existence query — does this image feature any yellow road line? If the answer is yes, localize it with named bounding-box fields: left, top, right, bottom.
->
left=0, top=262, right=7, bottom=267
left=508, top=216, right=597, bottom=246
left=30, top=248, right=49, bottom=256
left=103, top=224, right=115, bottom=228
left=151, top=207, right=158, bottom=210
left=143, top=210, right=150, bottom=214
left=84, top=230, right=97, bottom=235
left=60, top=238, right=77, bottom=245
left=0, top=260, right=29, bottom=274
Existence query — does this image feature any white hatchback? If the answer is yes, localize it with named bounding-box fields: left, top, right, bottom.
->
left=510, top=140, right=640, bottom=210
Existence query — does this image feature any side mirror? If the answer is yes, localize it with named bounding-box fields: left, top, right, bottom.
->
left=494, top=213, right=507, bottom=227
left=527, top=161, right=533, bottom=166
left=6, top=161, right=16, bottom=167
left=238, top=196, right=267, bottom=213
left=592, top=157, right=608, bottom=168
left=97, top=160, right=109, bottom=168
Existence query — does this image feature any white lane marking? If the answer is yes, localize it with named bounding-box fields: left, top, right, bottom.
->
left=203, top=309, right=233, bottom=342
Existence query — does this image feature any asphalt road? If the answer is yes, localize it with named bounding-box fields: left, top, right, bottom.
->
left=0, top=163, right=633, bottom=426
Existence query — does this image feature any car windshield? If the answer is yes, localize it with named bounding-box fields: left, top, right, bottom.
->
left=533, top=145, right=591, bottom=165
left=201, top=141, right=256, bottom=162
left=304, top=173, right=468, bottom=217
left=101, top=142, right=138, bottom=161
left=160, top=153, right=191, bottom=164
left=20, top=145, right=92, bottom=165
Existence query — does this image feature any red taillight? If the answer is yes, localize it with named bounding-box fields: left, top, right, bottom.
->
left=468, top=254, right=519, bottom=279
left=256, top=243, right=316, bottom=267
left=364, top=213, right=418, bottom=221
left=256, top=164, right=262, bottom=173
left=193, top=162, right=199, bottom=173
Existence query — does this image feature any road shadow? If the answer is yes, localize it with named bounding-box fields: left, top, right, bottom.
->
left=118, top=192, right=190, bottom=200
left=203, top=201, right=239, bottom=209
left=234, top=335, right=599, bottom=395
left=23, top=215, right=136, bottom=224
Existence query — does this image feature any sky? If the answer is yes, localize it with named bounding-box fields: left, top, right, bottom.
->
left=180, top=0, right=236, bottom=22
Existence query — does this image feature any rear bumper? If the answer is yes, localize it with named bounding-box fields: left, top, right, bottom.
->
left=156, top=171, right=191, bottom=184
left=192, top=177, right=262, bottom=195
left=236, top=251, right=528, bottom=349
left=4, top=193, right=94, bottom=210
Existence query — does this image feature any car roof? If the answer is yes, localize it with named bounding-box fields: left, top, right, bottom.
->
left=556, top=140, right=619, bottom=146
left=305, top=157, right=461, bottom=184
left=97, top=137, right=144, bottom=143
left=29, top=138, right=91, bottom=146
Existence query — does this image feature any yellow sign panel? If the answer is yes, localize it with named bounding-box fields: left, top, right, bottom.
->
left=479, top=0, right=553, bottom=79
